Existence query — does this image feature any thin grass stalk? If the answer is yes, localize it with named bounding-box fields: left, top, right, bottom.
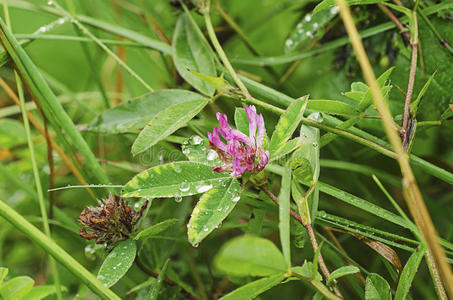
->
left=335, top=0, right=453, bottom=296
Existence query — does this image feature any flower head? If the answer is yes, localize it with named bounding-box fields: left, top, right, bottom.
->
left=208, top=105, right=269, bottom=177
left=78, top=193, right=148, bottom=247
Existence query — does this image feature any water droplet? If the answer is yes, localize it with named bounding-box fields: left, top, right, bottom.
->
left=207, top=149, right=218, bottom=161
left=312, top=142, right=318, bottom=148
left=174, top=164, right=182, bottom=173
left=191, top=242, right=199, bottom=248
left=196, top=184, right=213, bottom=193
left=203, top=226, right=209, bottom=232
left=47, top=0, right=53, bottom=5
left=57, top=18, right=65, bottom=25
left=113, top=266, right=117, bottom=270
left=191, top=135, right=203, bottom=145
left=304, top=14, right=312, bottom=22
left=179, top=181, right=190, bottom=192
left=330, top=6, right=340, bottom=15
left=174, top=196, right=183, bottom=203
left=182, top=148, right=190, bottom=155
left=232, top=196, right=240, bottom=203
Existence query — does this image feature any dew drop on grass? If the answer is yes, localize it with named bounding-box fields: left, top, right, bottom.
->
left=180, top=181, right=190, bottom=192
left=191, top=135, right=203, bottom=145
left=174, top=196, right=183, bottom=203
left=174, top=164, right=182, bottom=173
left=207, top=149, right=218, bottom=161
left=232, top=196, right=240, bottom=203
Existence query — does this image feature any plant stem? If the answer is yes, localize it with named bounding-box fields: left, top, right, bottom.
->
left=260, top=185, right=343, bottom=298
left=401, top=42, right=418, bottom=142
left=135, top=255, right=199, bottom=300
left=335, top=0, right=453, bottom=296
left=204, top=0, right=250, bottom=98
left=0, top=199, right=121, bottom=300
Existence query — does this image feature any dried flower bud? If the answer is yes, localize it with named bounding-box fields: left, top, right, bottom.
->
left=78, top=193, right=148, bottom=246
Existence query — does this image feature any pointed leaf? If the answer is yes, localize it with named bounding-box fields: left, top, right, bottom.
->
left=278, top=163, right=292, bottom=269
left=22, top=285, right=68, bottom=300
left=365, top=273, right=391, bottom=300
left=326, top=266, right=360, bottom=286
left=214, top=235, right=287, bottom=277
left=0, top=276, right=34, bottom=300
left=219, top=273, right=285, bottom=300
left=308, top=100, right=359, bottom=116
left=269, top=96, right=308, bottom=158
left=173, top=14, right=216, bottom=96
left=88, top=90, right=207, bottom=134
left=97, top=239, right=136, bottom=287
left=188, top=178, right=241, bottom=245
left=123, top=162, right=231, bottom=198
left=135, top=219, right=179, bottom=241
left=132, top=99, right=208, bottom=155
left=270, top=139, right=302, bottom=162
left=394, top=244, right=426, bottom=300
left=0, top=267, right=7, bottom=287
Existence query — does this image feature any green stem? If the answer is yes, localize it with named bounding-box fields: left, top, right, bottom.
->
left=0, top=199, right=121, bottom=300
left=3, top=1, right=61, bottom=298
left=203, top=0, right=250, bottom=98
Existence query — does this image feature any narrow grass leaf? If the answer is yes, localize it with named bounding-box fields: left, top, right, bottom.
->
left=278, top=163, right=292, bottom=269
left=88, top=90, right=208, bottom=134
left=131, top=99, right=209, bottom=155
left=148, top=259, right=169, bottom=300
left=123, top=162, right=231, bottom=198
left=214, top=235, right=287, bottom=277
left=219, top=273, right=285, bottom=300
left=188, top=178, right=241, bottom=246
left=22, top=285, right=68, bottom=300
left=394, top=244, right=426, bottom=300
left=135, top=219, right=179, bottom=241
left=173, top=14, right=216, bottom=96
left=97, top=239, right=136, bottom=288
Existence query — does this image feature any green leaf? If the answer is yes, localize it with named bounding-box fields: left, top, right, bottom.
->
left=307, top=100, right=359, bottom=116
left=0, top=119, right=26, bottom=149
left=234, top=108, right=250, bottom=135
left=394, top=244, right=426, bottom=300
left=132, top=99, right=209, bottom=155
left=326, top=266, right=360, bottom=286
left=441, top=105, right=453, bottom=121
left=135, top=219, right=179, bottom=241
left=188, top=178, right=241, bottom=246
left=181, top=136, right=223, bottom=167
left=97, top=239, right=137, bottom=287
left=148, top=259, right=169, bottom=300
left=0, top=276, right=34, bottom=300
left=269, top=96, right=308, bottom=158
left=410, top=71, right=436, bottom=118
left=219, top=273, right=285, bottom=300
left=173, top=14, right=216, bottom=96
left=123, top=162, right=231, bottom=198
left=365, top=273, right=391, bottom=300
left=88, top=90, right=207, bottom=134
left=358, top=67, right=394, bottom=111
left=270, top=139, right=302, bottom=162
left=22, top=285, right=68, bottom=300
left=190, top=71, right=240, bottom=97
left=0, top=267, right=7, bottom=287
left=214, top=235, right=287, bottom=277
left=284, top=10, right=338, bottom=53
left=278, top=162, right=292, bottom=269
left=314, top=0, right=386, bottom=14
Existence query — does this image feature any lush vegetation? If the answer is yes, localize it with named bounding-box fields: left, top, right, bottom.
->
left=0, top=0, right=452, bottom=299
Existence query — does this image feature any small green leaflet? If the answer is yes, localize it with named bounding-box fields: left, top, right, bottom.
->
left=214, top=235, right=287, bottom=277
left=97, top=239, right=136, bottom=287
left=22, top=285, right=68, bottom=300
left=135, top=219, right=179, bottom=241
left=219, top=273, right=285, bottom=300
left=394, top=244, right=426, bottom=300
left=123, top=162, right=231, bottom=198
left=314, top=0, right=387, bottom=14
left=278, top=163, right=292, bottom=269
left=269, top=96, right=308, bottom=159
left=365, top=273, right=391, bottom=300
left=188, top=178, right=241, bottom=246
left=132, top=99, right=209, bottom=155
left=173, top=14, right=217, bottom=96
left=0, top=276, right=34, bottom=300
left=326, top=266, right=360, bottom=286
left=87, top=90, right=206, bottom=134
left=308, top=100, right=359, bottom=116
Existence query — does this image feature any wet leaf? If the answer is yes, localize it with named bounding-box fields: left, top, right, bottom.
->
left=326, top=266, right=360, bottom=286
left=219, top=273, right=285, bottom=300
left=132, top=99, right=209, bottom=155
left=135, top=219, right=179, bottom=241
left=22, top=285, right=68, bottom=300
left=97, top=239, right=136, bottom=287
left=394, top=244, right=426, bottom=300
left=187, top=178, right=241, bottom=245
left=365, top=273, right=391, bottom=300
left=181, top=136, right=223, bottom=167
left=0, top=276, right=34, bottom=300
left=123, top=162, right=231, bottom=198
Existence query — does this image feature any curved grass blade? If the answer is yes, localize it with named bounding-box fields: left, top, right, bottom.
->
left=327, top=266, right=360, bottom=286
left=219, top=273, right=285, bottom=300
